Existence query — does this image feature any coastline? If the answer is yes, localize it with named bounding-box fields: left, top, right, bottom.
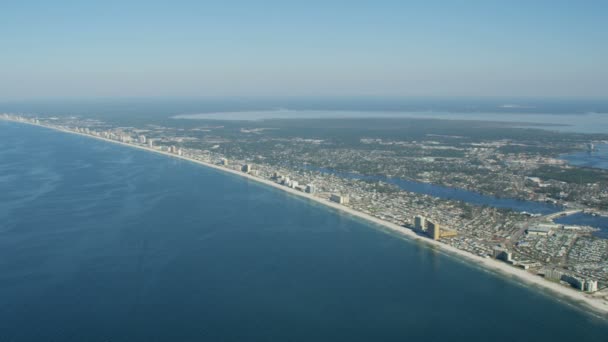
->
left=3, top=118, right=608, bottom=317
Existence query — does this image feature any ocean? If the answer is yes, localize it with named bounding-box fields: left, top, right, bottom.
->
left=1, top=121, right=608, bottom=341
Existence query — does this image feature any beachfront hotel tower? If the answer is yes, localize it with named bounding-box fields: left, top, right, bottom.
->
left=330, top=194, right=349, bottom=204
left=427, top=221, right=441, bottom=241
left=414, top=215, right=426, bottom=231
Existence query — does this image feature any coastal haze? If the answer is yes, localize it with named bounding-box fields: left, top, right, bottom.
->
left=2, top=1, right=608, bottom=341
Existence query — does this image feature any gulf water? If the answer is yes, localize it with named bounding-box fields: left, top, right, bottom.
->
left=1, top=121, right=608, bottom=341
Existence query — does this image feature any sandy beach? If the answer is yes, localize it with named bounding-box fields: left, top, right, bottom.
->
left=4, top=117, right=608, bottom=317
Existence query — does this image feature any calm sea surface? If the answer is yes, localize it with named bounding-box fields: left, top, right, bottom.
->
left=1, top=121, right=608, bottom=341
left=561, top=144, right=608, bottom=170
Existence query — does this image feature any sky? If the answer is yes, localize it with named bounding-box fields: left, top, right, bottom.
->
left=1, top=0, right=607, bottom=100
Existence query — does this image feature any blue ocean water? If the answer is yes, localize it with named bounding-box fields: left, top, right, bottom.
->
left=1, top=121, right=608, bottom=341
left=304, top=166, right=559, bottom=215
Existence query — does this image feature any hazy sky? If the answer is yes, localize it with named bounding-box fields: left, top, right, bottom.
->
left=1, top=0, right=607, bottom=99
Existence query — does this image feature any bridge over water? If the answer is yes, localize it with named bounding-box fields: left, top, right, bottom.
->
left=543, top=209, right=583, bottom=221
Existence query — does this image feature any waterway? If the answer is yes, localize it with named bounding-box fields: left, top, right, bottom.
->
left=303, top=165, right=560, bottom=215
left=561, top=144, right=608, bottom=170
left=555, top=213, right=608, bottom=239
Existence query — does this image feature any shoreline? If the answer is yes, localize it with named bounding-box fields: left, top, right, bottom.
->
left=3, top=117, right=608, bottom=317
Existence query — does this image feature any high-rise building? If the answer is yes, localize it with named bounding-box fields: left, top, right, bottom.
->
left=330, top=194, right=349, bottom=204
left=585, top=280, right=598, bottom=293
left=561, top=274, right=585, bottom=290
left=546, top=270, right=598, bottom=293
left=427, top=221, right=441, bottom=240
left=138, top=135, right=146, bottom=144
left=305, top=184, right=315, bottom=194
left=242, top=164, right=252, bottom=173
left=220, top=158, right=228, bottom=166
left=493, top=247, right=513, bottom=262
left=545, top=268, right=563, bottom=281
left=414, top=216, right=426, bottom=231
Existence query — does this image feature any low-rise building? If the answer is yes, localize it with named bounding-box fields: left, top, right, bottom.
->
left=527, top=224, right=555, bottom=236
left=440, top=229, right=458, bottom=239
